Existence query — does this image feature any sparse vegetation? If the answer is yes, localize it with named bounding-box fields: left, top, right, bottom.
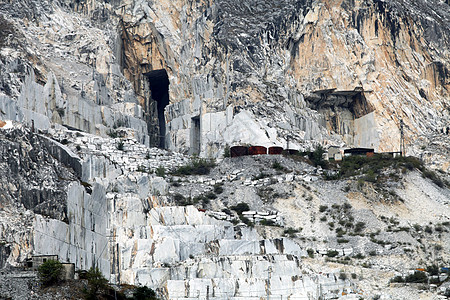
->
left=171, top=158, right=216, bottom=176
left=223, top=144, right=231, bottom=158
left=325, top=154, right=449, bottom=189
left=319, top=205, right=328, bottom=212
left=326, top=250, right=339, bottom=257
left=260, top=219, right=277, bottom=226
left=284, top=227, right=300, bottom=237
left=155, top=166, right=166, bottom=177
left=230, top=202, right=250, bottom=215
left=272, top=160, right=285, bottom=171
left=116, top=140, right=124, bottom=151
left=38, top=259, right=63, bottom=287
left=391, top=271, right=428, bottom=284
left=213, top=183, right=224, bottom=194
left=108, top=130, right=118, bottom=138
left=133, top=286, right=159, bottom=300
left=82, top=267, right=109, bottom=300
left=310, top=145, right=327, bottom=168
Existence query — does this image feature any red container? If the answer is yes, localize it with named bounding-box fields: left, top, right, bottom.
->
left=268, top=146, right=283, bottom=155
left=230, top=146, right=249, bottom=157
left=248, top=146, right=267, bottom=155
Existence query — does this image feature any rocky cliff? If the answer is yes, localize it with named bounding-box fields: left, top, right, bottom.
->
left=1, top=0, right=449, bottom=160
left=0, top=0, right=450, bottom=299
left=112, top=0, right=450, bottom=160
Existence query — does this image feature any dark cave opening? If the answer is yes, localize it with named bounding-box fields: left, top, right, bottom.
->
left=191, top=116, right=201, bottom=155
left=145, top=69, right=170, bottom=148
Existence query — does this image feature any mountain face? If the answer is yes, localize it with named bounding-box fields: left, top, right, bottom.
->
left=0, top=0, right=449, bottom=299
left=1, top=0, right=449, bottom=161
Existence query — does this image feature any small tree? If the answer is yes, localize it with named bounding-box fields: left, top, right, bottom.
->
left=223, top=144, right=231, bottom=158
left=83, top=267, right=108, bottom=300
left=311, top=145, right=327, bottom=168
left=133, top=286, right=158, bottom=300
left=38, top=259, right=63, bottom=287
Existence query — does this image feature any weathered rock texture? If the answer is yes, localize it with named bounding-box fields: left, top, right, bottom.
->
left=0, top=0, right=450, bottom=299
left=2, top=0, right=449, bottom=160
left=112, top=0, right=450, bottom=160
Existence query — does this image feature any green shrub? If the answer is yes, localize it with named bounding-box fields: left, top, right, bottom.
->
left=391, top=275, right=404, bottom=283
left=335, top=227, right=345, bottom=237
left=83, top=267, right=109, bottom=300
left=172, top=158, right=216, bottom=176
left=284, top=227, right=300, bottom=237
left=155, top=166, right=166, bottom=177
left=307, top=248, right=315, bottom=258
left=107, top=130, right=118, bottom=138
left=116, top=141, right=124, bottom=151
left=173, top=193, right=185, bottom=202
left=253, top=172, right=270, bottom=180
left=260, top=219, right=276, bottom=226
left=38, top=259, right=63, bottom=287
left=272, top=161, right=284, bottom=171
left=422, top=170, right=444, bottom=188
left=354, top=222, right=366, bottom=233
left=339, top=272, right=347, bottom=280
left=311, top=145, right=327, bottom=168
left=223, top=145, right=231, bottom=158
left=213, top=184, right=224, bottom=194
left=404, top=271, right=427, bottom=283
left=205, top=191, right=217, bottom=199
left=319, top=205, right=328, bottom=212
left=171, top=181, right=181, bottom=187
left=427, top=265, right=439, bottom=276
left=239, top=215, right=254, bottom=227
left=133, top=286, right=158, bottom=300
left=326, top=250, right=339, bottom=257
left=230, top=202, right=250, bottom=215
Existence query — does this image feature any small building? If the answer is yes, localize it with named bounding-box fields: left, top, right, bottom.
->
left=327, top=146, right=342, bottom=161
left=343, top=148, right=374, bottom=157
left=268, top=146, right=283, bottom=155
left=26, top=255, right=74, bottom=280
left=28, top=255, right=58, bottom=270
left=248, top=146, right=267, bottom=155
left=230, top=145, right=249, bottom=157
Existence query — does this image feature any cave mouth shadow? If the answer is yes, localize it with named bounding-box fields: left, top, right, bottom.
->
left=144, top=69, right=170, bottom=148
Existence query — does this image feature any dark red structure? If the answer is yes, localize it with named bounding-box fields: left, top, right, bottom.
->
left=248, top=146, right=267, bottom=155
left=230, top=146, right=249, bottom=157
left=268, top=146, right=283, bottom=155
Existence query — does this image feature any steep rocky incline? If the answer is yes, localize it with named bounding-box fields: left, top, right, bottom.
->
left=1, top=0, right=449, bottom=160
left=0, top=0, right=449, bottom=299
left=0, top=124, right=76, bottom=221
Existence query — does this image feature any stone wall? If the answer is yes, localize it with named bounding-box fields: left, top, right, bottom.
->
left=33, top=182, right=110, bottom=277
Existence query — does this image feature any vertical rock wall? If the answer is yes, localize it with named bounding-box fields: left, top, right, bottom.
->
left=111, top=0, right=449, bottom=157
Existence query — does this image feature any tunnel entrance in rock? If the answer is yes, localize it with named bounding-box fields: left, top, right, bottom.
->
left=306, top=88, right=375, bottom=145
left=145, top=69, right=170, bottom=148
left=191, top=116, right=201, bottom=155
